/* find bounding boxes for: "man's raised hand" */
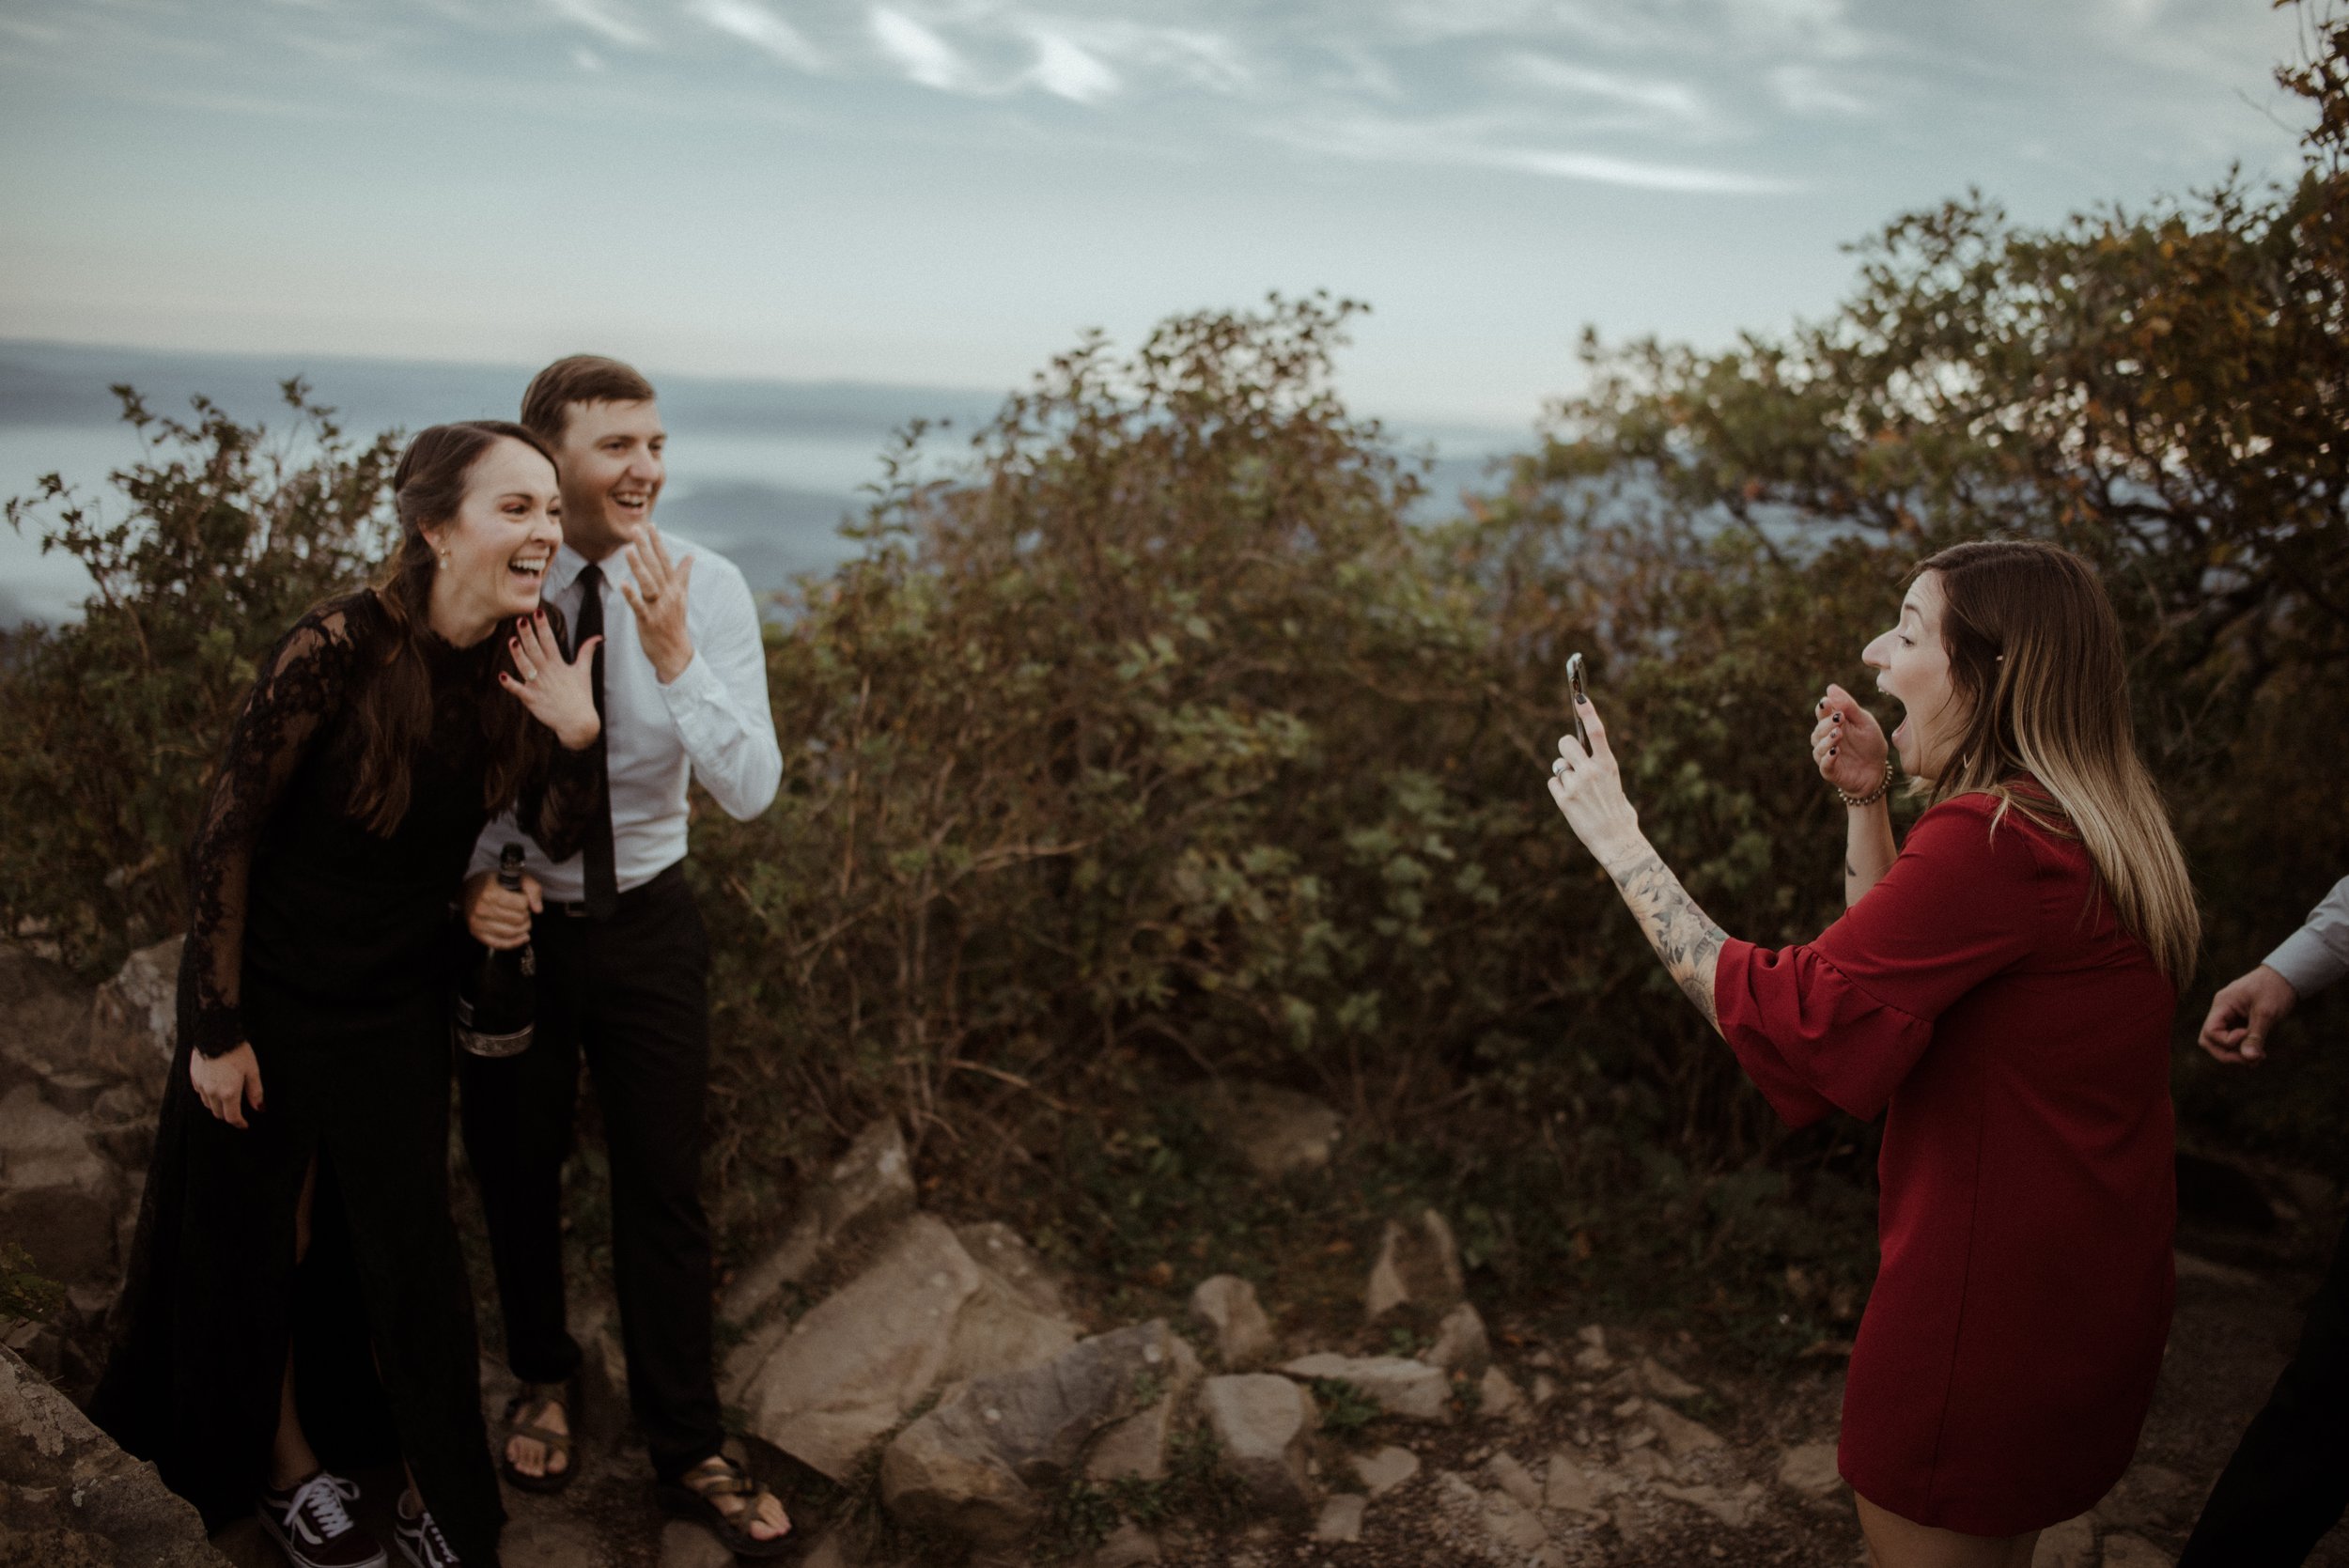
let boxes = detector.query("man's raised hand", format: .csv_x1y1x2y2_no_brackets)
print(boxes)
621,523,696,684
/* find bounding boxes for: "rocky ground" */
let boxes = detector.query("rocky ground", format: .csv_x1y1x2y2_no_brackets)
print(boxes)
5,939,2347,1568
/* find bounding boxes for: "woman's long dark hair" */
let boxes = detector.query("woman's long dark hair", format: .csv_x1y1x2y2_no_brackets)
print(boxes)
348,421,558,835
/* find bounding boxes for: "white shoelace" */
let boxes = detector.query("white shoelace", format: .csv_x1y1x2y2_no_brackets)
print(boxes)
399,1498,458,1566
283,1471,362,1545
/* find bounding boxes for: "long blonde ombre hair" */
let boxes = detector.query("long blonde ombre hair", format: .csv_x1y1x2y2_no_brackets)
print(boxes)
1915,540,2201,986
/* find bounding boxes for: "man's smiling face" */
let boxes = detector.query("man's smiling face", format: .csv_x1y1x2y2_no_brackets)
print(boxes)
552,397,666,561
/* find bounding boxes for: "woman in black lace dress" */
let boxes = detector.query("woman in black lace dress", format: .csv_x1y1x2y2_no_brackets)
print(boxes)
93,423,605,1568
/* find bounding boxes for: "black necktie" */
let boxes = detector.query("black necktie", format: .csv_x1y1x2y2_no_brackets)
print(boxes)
573,564,619,918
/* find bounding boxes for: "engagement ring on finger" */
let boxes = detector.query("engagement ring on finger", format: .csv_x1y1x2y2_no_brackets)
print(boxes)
1551,758,1567,776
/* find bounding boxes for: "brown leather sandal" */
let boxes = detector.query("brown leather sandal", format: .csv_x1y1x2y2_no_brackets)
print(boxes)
498,1382,576,1495
657,1452,794,1559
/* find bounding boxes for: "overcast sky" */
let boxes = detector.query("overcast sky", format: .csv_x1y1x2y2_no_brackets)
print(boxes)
0,0,2314,427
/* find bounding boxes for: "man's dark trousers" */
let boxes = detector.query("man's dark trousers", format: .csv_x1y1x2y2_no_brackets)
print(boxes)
458,862,724,1480
2178,1211,2349,1566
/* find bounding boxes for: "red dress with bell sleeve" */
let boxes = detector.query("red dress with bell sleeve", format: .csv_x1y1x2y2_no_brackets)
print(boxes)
1714,790,2176,1535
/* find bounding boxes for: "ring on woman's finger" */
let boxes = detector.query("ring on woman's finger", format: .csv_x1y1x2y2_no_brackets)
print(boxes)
1551,758,1568,777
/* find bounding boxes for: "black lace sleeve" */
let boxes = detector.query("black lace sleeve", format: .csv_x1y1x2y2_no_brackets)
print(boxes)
182,604,363,1059
515,599,605,863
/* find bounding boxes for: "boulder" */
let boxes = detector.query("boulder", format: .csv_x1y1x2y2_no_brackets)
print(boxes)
1363,1208,1463,1321
1571,1323,1614,1373
1544,1448,1607,1515
1188,1080,1342,1178
1777,1441,1842,1499
724,1216,988,1480
1312,1494,1365,1543
1085,1336,1203,1483
721,1117,917,1326
956,1221,1068,1317
2032,1515,2097,1568
86,938,180,1098
0,1343,228,1565
1478,1485,1549,1553
1641,1398,1724,1462
0,1081,122,1282
1200,1374,1320,1514
1425,1301,1490,1377
1188,1274,1276,1368
1352,1444,1419,1498
1636,1355,1702,1400
0,944,95,1084
940,1250,1081,1384
881,1322,1190,1545
1476,1366,1525,1422
1282,1352,1451,1421
1483,1450,1542,1511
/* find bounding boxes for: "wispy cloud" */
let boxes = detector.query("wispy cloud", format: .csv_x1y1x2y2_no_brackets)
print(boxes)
1501,53,1709,129
1027,28,1119,102
1286,112,1794,194
869,7,969,91
540,0,652,51
690,0,822,70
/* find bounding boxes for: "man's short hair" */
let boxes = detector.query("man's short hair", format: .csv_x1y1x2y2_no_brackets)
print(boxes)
520,355,658,443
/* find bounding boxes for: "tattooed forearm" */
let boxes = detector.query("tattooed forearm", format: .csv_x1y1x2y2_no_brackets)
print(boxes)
1606,851,1727,1033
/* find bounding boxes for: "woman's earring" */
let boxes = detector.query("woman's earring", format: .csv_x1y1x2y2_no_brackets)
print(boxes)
438,550,450,568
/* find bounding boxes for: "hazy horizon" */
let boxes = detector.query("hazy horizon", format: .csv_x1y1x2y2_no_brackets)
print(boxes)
0,334,1526,627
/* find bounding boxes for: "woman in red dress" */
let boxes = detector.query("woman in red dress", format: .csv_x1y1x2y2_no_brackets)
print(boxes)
1546,540,2199,1567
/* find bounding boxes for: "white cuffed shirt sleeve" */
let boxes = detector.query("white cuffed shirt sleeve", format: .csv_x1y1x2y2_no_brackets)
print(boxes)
660,548,783,821
2264,875,2349,999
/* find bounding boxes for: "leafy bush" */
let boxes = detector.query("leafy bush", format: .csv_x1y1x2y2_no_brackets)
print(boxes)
1,382,396,970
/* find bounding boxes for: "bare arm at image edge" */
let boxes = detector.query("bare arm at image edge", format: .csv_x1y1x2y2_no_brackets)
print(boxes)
660,547,784,820
2263,875,2349,1000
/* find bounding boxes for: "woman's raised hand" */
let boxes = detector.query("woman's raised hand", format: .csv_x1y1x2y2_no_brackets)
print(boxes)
1546,691,1648,874
191,1042,264,1129
1812,682,1889,798
502,611,603,751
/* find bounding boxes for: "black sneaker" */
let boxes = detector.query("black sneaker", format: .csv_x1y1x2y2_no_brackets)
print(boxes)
257,1470,388,1568
393,1490,462,1568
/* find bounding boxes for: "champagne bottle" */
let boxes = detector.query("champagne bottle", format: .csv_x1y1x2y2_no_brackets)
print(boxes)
456,843,535,1058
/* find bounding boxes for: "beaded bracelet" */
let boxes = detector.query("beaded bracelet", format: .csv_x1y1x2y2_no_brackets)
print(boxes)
1837,758,1896,809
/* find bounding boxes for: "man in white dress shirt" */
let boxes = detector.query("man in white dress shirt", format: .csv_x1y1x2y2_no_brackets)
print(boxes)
2180,874,2349,1567
459,356,790,1551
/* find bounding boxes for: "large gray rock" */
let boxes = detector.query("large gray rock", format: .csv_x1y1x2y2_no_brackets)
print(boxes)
725,1214,1079,1483
721,1117,917,1326
1777,1441,1841,1499
1363,1208,1463,1321
1282,1352,1451,1421
956,1221,1068,1318
1084,1335,1203,1483
1188,1273,1275,1369
1189,1081,1342,1178
881,1322,1191,1546
1200,1374,1320,1514
0,944,95,1087
940,1250,1080,1384
0,1343,227,1565
86,937,181,1099
0,1081,122,1282
723,1216,985,1480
